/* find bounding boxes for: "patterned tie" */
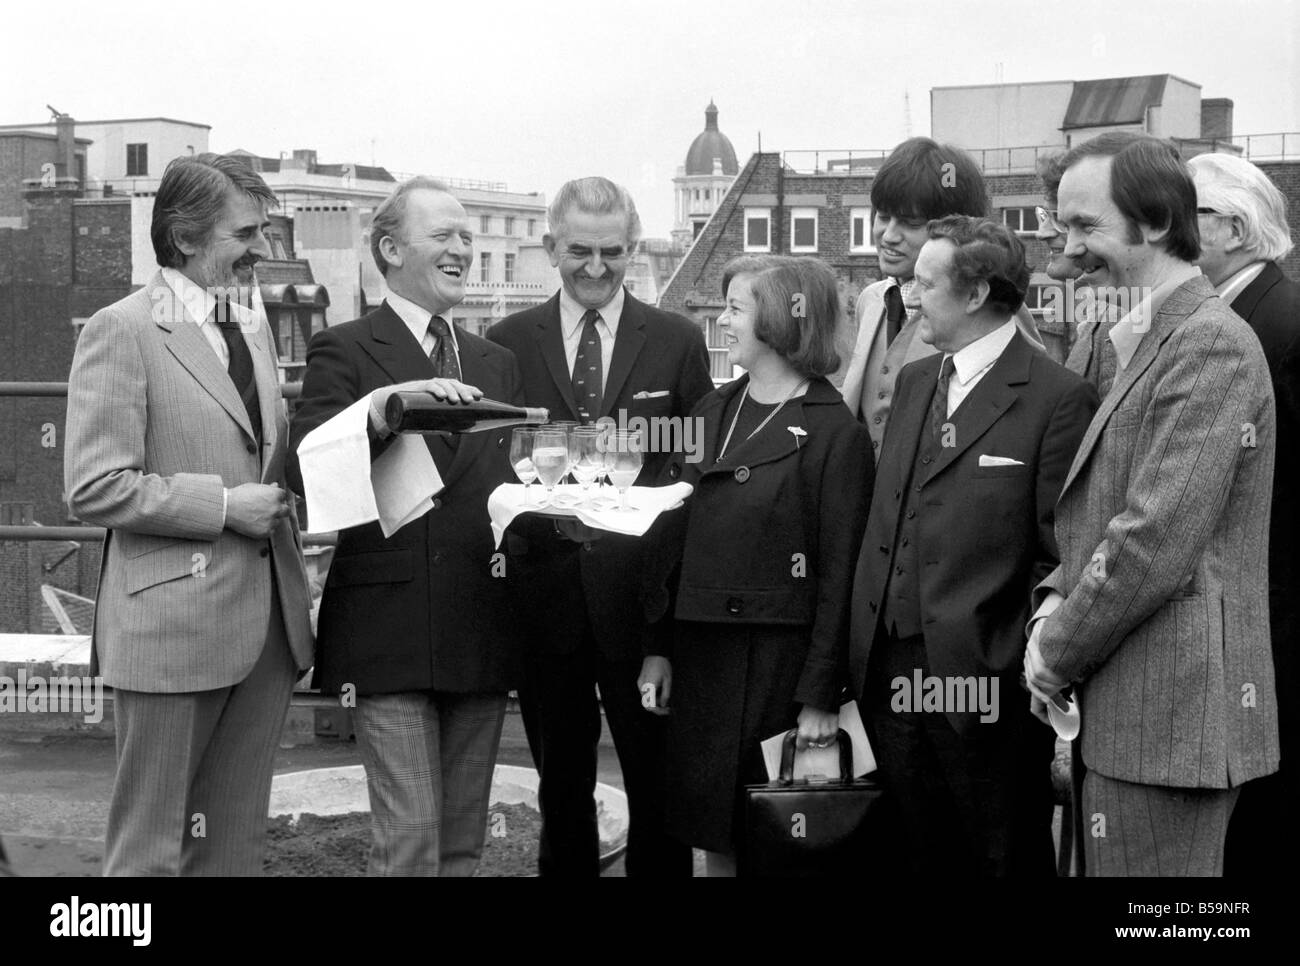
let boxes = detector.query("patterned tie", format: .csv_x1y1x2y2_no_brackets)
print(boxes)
929,355,956,443
571,309,603,423
427,315,461,381
213,301,262,446
884,284,905,345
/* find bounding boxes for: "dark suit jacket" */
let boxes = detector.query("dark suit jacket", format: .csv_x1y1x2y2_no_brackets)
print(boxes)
849,329,1098,732
287,302,525,695
1230,261,1300,752
486,289,713,662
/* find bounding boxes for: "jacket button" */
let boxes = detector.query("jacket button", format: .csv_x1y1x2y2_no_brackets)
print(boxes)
878,391,887,399
669,464,681,480
726,596,743,615
878,545,888,554
907,509,916,519
433,552,443,565
583,542,593,551
246,443,257,454
259,547,270,558
496,436,505,447
432,498,443,509
894,490,901,500
734,466,750,483
873,416,882,424
922,456,932,464
895,566,903,575
882,366,890,374
872,439,879,449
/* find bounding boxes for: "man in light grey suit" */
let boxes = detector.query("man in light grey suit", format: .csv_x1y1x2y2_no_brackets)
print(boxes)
1023,133,1280,876
65,154,315,875
837,137,1045,460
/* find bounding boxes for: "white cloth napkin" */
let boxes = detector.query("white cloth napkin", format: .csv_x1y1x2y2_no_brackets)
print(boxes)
488,482,693,548
296,392,444,538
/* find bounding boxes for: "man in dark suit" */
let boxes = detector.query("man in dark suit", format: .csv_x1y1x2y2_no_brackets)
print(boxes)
1191,152,1300,877
849,215,1098,877
287,176,524,876
1025,135,1279,877
487,177,712,876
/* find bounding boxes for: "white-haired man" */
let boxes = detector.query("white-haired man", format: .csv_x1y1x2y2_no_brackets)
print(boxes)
1190,152,1300,878
488,177,712,876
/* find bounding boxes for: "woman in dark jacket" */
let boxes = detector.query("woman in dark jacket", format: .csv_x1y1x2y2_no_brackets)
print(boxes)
638,255,874,875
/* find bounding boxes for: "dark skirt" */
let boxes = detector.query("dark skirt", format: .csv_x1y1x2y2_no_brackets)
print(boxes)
665,620,810,854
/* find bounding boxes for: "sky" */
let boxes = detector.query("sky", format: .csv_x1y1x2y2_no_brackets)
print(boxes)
3,0,1297,238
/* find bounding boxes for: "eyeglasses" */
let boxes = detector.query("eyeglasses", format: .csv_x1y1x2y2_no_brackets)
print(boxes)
1034,206,1066,234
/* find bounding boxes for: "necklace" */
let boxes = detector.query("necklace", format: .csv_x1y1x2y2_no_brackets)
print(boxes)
718,379,808,460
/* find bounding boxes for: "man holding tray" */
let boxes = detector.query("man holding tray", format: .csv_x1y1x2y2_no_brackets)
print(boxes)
488,177,712,876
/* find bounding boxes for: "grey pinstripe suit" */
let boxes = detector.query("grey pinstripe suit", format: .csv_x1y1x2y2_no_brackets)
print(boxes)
65,271,315,875
1035,274,1280,874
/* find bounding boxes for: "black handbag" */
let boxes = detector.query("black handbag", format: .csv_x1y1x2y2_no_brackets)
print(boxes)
739,729,888,877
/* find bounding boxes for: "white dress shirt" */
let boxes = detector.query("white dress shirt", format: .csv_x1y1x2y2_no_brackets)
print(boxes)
939,317,1018,418
368,292,463,436
161,267,241,367
559,286,623,393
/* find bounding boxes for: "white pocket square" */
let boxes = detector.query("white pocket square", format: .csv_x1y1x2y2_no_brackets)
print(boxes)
979,455,1024,467
633,390,670,399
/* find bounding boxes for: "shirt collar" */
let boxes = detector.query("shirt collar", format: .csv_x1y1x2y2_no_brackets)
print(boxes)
1215,260,1268,306
161,267,261,331
386,289,459,354
1108,265,1201,370
948,317,1018,386
560,286,624,340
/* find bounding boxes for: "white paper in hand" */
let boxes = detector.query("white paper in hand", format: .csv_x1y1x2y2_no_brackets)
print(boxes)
297,391,443,537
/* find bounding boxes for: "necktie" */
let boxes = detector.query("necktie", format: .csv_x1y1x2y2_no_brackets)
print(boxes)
929,355,955,443
213,301,262,446
572,309,603,423
884,284,905,346
427,315,461,381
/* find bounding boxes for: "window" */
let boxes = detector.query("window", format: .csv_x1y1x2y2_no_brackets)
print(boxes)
527,219,536,237
479,252,492,284
850,207,875,253
480,215,491,234
1002,207,1039,233
504,253,515,283
705,315,734,380
126,143,148,177
743,208,771,253
505,216,515,235
790,208,818,252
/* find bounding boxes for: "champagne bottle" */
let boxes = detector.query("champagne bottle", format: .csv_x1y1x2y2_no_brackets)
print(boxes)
384,393,549,435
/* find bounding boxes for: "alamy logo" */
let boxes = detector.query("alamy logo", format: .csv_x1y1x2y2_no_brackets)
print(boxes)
891,670,1000,723
0,671,104,724
49,897,151,946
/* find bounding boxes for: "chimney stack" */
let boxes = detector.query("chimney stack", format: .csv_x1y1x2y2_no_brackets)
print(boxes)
55,113,76,180
1201,99,1234,141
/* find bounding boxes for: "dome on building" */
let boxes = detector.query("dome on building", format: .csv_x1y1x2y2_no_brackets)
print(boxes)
684,100,739,176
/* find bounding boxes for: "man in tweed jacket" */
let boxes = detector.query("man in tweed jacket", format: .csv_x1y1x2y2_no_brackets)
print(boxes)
1023,133,1279,876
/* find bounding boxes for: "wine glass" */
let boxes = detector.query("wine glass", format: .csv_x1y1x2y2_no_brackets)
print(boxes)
531,428,569,507
545,422,580,506
606,431,644,513
510,428,537,506
569,427,605,509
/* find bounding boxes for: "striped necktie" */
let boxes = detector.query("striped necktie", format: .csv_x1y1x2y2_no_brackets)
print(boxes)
213,301,262,446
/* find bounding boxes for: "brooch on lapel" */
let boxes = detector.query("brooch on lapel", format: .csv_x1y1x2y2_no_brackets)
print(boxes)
788,426,807,449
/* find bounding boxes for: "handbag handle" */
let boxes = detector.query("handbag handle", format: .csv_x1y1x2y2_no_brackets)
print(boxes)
778,728,853,785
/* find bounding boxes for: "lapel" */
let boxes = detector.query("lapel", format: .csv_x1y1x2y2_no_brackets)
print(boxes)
925,330,1031,484
440,328,494,489
246,314,279,480
887,353,940,485
602,290,647,417
358,302,456,469
1059,276,1211,497
1229,261,1282,322
152,272,256,442
533,294,580,419
842,283,888,409
698,376,834,478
